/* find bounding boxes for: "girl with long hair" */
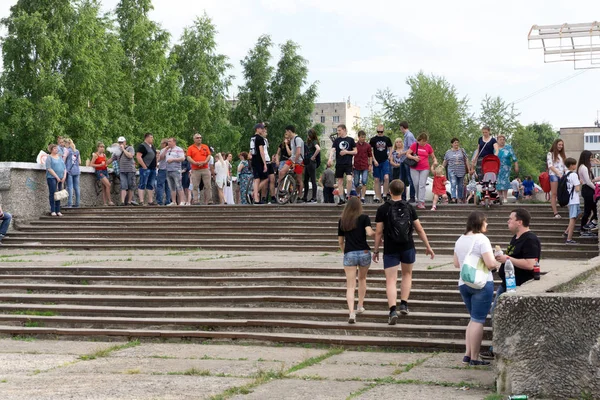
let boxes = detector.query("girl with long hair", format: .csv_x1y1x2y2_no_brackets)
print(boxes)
214,152,227,204
453,211,497,366
390,137,404,181
302,129,321,203
64,138,81,208
90,142,114,206
337,196,374,323
577,150,600,234
547,139,567,218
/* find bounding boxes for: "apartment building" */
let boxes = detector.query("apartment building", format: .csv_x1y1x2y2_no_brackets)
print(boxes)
311,101,361,149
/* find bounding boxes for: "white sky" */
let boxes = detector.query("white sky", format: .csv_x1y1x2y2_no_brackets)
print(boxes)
2,0,600,129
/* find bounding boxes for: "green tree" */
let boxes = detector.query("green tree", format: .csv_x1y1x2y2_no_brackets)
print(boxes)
512,124,545,181
479,95,520,139
0,0,75,161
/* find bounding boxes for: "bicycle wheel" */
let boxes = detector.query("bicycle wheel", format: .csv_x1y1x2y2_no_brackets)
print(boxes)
277,175,293,204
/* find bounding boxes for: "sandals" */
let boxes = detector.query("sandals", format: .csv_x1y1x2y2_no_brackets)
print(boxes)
554,213,562,219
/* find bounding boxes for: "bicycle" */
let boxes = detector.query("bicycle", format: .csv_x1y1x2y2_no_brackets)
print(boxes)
276,165,299,205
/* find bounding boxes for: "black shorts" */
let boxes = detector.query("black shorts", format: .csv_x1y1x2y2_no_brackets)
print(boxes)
252,164,268,180
335,164,353,179
266,162,275,175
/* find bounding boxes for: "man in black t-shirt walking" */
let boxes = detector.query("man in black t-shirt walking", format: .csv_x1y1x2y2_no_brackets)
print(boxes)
481,208,541,360
327,124,357,205
250,123,268,204
373,179,435,325
370,124,393,203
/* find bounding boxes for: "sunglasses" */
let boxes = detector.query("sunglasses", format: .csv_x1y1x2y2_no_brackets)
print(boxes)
376,131,384,133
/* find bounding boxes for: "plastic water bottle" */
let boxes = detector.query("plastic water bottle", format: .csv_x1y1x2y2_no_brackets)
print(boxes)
494,245,503,257
505,258,517,292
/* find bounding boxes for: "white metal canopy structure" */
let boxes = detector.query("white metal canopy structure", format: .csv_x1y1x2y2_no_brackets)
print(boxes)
528,22,600,69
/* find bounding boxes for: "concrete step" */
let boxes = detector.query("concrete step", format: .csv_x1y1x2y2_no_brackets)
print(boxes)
0,315,492,340
0,325,491,350
0,284,466,301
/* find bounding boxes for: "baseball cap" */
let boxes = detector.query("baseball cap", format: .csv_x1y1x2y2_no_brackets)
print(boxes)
254,123,265,130
117,136,126,142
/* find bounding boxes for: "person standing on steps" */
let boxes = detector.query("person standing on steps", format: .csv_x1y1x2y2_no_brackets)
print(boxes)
187,133,213,205
90,142,114,206
405,132,438,210
278,125,305,203
373,179,435,325
471,126,499,178
45,144,67,216
338,197,375,324
156,139,172,206
442,138,470,203
302,128,321,203
453,211,497,366
399,121,416,202
577,150,600,235
135,133,157,206
250,123,268,204
261,124,277,204
166,137,187,206
111,136,138,206
547,139,567,219
370,124,393,203
328,124,357,205
0,204,12,244
353,130,373,204
480,208,541,361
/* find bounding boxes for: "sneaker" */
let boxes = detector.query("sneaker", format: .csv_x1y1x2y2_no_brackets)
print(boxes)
130,200,139,206
50,212,57,216
554,213,562,219
337,199,346,206
348,313,356,324
469,359,491,366
373,198,381,203
388,310,398,325
356,306,365,314
480,350,495,360
565,239,577,245
167,202,177,206
580,231,596,237
409,198,416,204
462,356,471,365
591,225,599,232
253,201,264,205
309,199,317,203
399,303,409,315
562,232,568,238
360,198,365,204
417,203,426,209
591,220,598,226
296,198,305,203
431,205,437,211
271,196,277,204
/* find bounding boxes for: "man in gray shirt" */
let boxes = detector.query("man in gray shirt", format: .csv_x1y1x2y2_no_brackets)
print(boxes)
278,125,304,202
399,121,416,202
112,136,138,206
166,137,187,206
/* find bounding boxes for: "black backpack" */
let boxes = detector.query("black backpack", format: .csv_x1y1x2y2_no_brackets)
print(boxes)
294,136,312,166
557,171,574,207
385,200,413,244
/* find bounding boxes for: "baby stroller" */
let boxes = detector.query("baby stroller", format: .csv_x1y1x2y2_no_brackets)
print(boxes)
478,155,501,208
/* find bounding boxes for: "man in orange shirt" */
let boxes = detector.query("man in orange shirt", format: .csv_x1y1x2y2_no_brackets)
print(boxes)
187,133,213,205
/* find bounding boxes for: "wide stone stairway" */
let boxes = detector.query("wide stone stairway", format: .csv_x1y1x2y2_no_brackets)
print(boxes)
0,204,595,349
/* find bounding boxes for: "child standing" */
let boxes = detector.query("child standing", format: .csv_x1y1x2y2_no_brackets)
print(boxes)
522,176,534,199
466,173,477,204
564,158,581,245
510,177,522,201
431,165,448,210
319,165,336,204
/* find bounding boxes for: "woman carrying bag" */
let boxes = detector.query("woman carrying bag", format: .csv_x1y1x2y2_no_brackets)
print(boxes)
453,211,497,366
45,144,67,216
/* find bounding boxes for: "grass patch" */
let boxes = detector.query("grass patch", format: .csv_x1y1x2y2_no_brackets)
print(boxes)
80,280,89,285
483,395,504,400
168,368,211,376
346,383,378,399
149,355,177,359
426,262,452,270
124,369,141,374
10,310,56,316
61,258,133,266
24,321,44,328
320,253,330,256
78,340,140,361
11,335,36,342
393,353,435,374
0,259,32,263
1,379,6,383
287,347,344,374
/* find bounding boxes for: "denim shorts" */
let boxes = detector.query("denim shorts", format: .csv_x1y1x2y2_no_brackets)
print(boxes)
383,248,416,269
138,168,156,190
549,175,559,183
353,170,368,188
459,281,494,324
373,160,391,181
95,170,108,181
343,250,372,267
569,204,580,219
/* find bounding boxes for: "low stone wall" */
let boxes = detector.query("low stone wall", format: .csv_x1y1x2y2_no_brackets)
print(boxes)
494,293,600,399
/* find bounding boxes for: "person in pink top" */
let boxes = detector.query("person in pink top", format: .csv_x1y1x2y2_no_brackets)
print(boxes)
405,132,438,209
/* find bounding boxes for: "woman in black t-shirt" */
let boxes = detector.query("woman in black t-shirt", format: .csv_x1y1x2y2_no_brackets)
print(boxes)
338,197,375,324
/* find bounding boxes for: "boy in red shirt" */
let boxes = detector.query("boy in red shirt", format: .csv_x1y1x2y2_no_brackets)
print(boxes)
353,130,373,203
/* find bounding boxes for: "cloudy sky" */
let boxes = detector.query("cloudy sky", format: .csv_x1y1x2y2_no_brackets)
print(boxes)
2,0,600,129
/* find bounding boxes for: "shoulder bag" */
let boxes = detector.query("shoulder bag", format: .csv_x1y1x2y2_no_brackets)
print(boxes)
460,235,489,289
403,143,419,168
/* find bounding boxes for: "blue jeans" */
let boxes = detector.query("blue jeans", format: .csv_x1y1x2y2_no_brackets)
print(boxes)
459,281,494,324
373,160,390,181
343,250,372,267
448,171,464,200
0,212,11,237
155,169,171,205
66,174,80,207
399,162,415,201
353,170,368,188
47,177,62,213
138,168,156,190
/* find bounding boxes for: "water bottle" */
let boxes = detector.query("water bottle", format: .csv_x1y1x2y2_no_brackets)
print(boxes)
494,245,503,257
504,258,517,292
533,258,540,280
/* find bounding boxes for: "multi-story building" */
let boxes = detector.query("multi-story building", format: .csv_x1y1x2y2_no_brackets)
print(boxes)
560,126,600,176
311,100,361,149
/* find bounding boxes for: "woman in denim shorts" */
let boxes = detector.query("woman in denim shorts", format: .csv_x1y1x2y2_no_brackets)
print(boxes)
337,197,374,324
453,211,498,366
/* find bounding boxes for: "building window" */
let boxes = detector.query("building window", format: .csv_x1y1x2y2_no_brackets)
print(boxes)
585,136,589,143
321,110,323,113
333,116,340,123
320,116,325,123
334,109,337,113
332,127,337,133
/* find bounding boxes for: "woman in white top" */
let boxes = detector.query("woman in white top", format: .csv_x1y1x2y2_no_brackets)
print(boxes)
577,150,600,233
547,139,567,218
453,211,497,366
223,153,235,205
214,153,228,204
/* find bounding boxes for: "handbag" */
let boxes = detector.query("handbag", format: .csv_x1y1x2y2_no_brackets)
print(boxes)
403,143,419,167
54,189,69,201
460,235,489,289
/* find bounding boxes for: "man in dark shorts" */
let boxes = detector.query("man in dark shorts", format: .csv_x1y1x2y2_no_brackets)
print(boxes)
373,179,435,324
370,124,393,203
327,124,357,205
250,123,268,204
481,208,541,360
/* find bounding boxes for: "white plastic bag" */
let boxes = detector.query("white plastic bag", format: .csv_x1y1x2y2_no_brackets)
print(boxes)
36,150,48,165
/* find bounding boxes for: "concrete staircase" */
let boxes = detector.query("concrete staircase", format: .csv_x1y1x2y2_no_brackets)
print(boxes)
3,203,598,259
0,203,595,349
